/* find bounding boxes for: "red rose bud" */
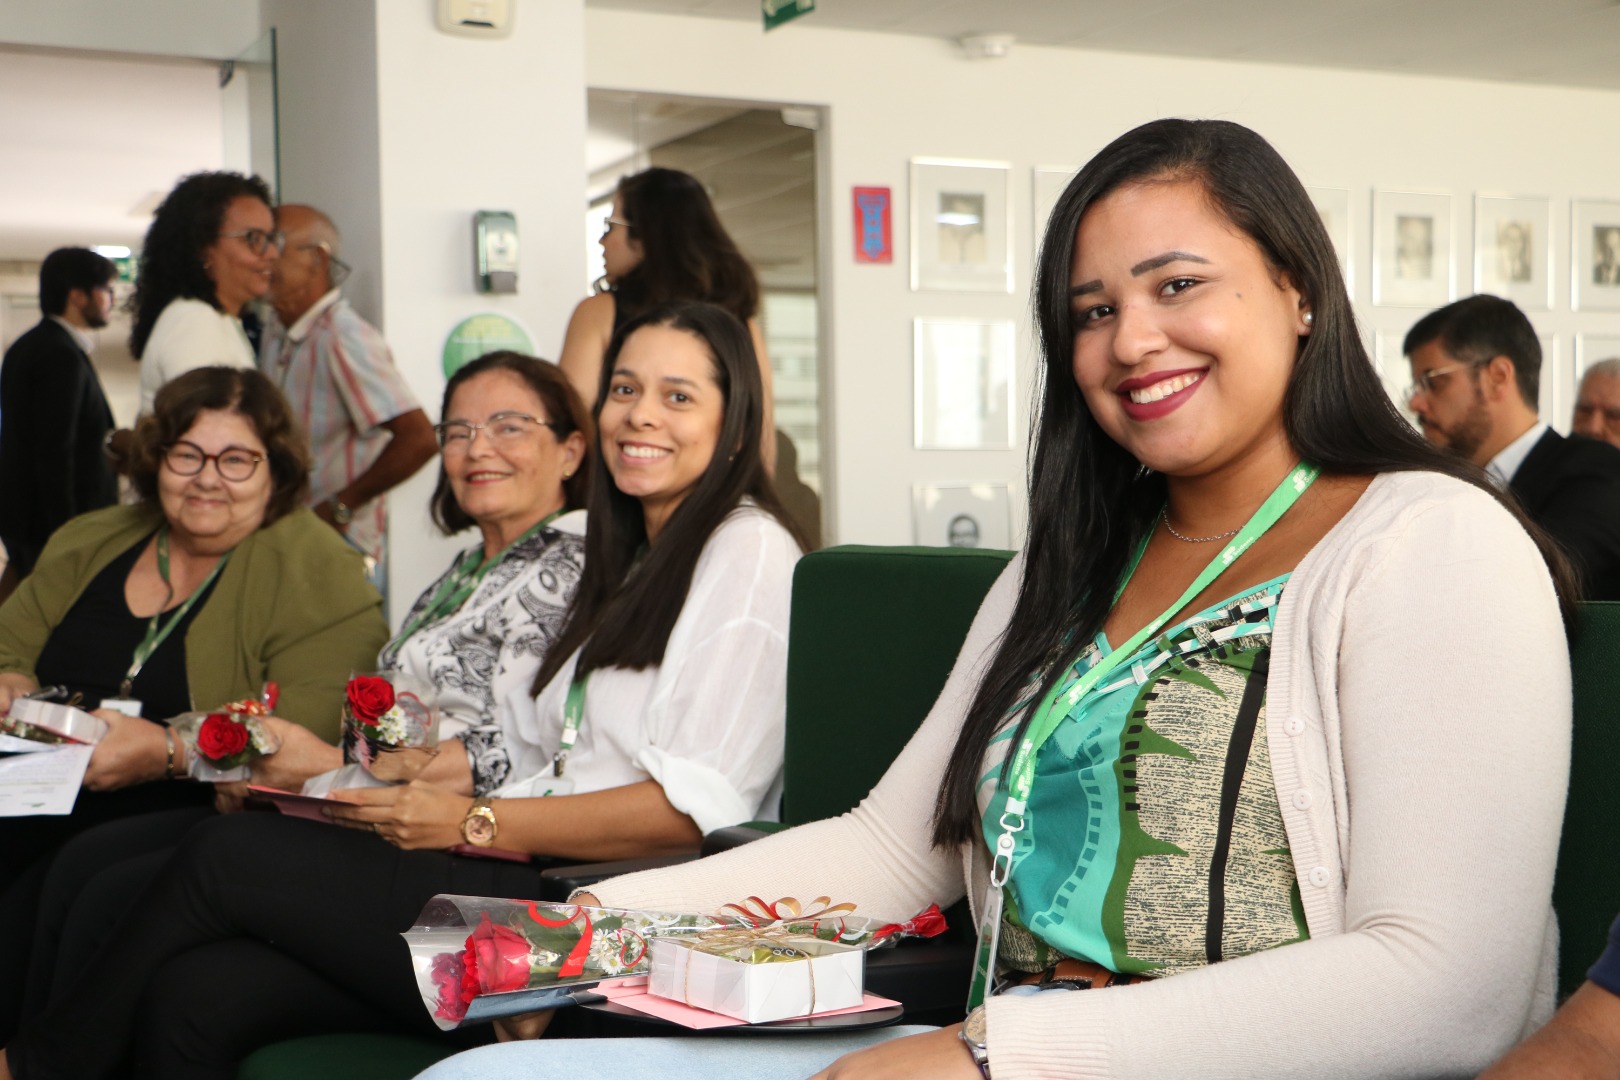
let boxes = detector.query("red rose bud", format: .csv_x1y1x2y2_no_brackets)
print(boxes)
461,914,533,999
870,903,948,943
345,675,395,726
196,713,251,761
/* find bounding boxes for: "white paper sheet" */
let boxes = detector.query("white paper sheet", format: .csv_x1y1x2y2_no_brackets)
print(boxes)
0,734,56,754
0,745,91,815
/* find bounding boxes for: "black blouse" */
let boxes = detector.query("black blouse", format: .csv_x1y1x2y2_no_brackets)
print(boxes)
34,533,219,722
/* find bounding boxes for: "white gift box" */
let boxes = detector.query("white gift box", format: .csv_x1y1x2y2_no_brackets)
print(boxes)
5,699,108,745
647,936,864,1024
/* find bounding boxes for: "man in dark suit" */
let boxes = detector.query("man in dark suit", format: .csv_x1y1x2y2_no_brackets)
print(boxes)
0,248,120,582
1405,294,1620,601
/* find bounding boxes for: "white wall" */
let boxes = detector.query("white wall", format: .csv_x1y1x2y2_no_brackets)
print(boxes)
264,0,588,621
0,0,259,59
586,9,1620,547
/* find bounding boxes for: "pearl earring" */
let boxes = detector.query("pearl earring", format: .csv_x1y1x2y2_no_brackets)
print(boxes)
1303,311,1314,327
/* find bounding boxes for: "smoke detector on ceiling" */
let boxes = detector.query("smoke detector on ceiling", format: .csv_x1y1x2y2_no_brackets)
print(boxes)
957,32,1015,60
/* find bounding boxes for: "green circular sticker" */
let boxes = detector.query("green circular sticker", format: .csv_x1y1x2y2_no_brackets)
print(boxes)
441,313,534,378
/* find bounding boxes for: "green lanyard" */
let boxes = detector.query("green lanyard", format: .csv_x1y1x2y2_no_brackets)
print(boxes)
966,461,1320,1009
390,512,562,651
120,527,231,698
556,675,587,777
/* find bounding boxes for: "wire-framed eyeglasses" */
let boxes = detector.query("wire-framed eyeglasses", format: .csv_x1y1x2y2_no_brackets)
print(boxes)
1405,358,1488,402
601,217,633,239
435,412,561,450
219,228,287,256
164,441,265,481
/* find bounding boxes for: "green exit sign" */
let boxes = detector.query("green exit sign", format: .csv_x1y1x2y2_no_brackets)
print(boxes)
763,0,814,31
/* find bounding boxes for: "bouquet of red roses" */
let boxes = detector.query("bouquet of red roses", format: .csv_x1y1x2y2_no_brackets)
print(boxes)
342,672,439,784
170,686,282,782
403,894,947,1029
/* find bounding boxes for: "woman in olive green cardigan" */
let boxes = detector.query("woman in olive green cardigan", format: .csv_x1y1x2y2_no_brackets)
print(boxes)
0,367,385,1042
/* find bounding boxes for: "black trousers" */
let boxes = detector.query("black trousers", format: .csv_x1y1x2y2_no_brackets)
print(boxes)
6,812,552,1080
0,781,214,1044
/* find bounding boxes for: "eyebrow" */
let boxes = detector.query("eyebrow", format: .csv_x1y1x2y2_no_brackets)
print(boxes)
1068,250,1212,297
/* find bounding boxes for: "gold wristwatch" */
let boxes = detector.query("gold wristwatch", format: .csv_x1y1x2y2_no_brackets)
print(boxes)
461,801,498,847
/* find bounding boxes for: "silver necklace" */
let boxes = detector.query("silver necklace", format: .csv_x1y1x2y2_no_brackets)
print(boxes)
1160,511,1239,544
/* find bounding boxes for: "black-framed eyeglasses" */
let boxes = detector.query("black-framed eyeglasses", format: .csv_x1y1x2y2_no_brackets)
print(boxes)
219,228,286,256
1405,358,1488,402
434,412,562,450
601,217,633,239
163,441,265,481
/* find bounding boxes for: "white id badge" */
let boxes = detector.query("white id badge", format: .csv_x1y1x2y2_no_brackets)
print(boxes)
98,697,143,718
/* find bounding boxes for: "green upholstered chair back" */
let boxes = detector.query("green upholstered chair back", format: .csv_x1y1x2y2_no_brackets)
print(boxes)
1555,601,1620,997
780,545,1014,826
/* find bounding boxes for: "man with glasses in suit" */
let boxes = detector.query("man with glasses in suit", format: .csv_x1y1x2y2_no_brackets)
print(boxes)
259,205,435,579
1406,294,1620,601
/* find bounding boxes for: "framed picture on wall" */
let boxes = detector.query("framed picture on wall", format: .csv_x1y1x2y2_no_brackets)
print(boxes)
1474,195,1552,310
1373,332,1418,428
1536,333,1564,428
910,159,1013,293
1032,166,1076,252
1306,187,1352,299
1579,334,1620,375
914,319,1016,450
1573,199,1620,311
1373,189,1454,308
913,482,1012,550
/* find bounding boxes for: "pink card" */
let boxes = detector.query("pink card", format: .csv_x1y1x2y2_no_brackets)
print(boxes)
595,976,901,1030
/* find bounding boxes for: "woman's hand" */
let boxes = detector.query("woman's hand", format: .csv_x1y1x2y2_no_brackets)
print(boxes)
248,716,341,793
0,672,39,716
214,780,249,814
325,780,470,850
83,711,170,791
807,1026,979,1080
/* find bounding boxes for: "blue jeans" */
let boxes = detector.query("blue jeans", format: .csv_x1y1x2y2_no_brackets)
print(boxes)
414,1025,935,1079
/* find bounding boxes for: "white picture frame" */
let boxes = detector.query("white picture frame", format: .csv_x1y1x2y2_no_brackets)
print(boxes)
1306,186,1353,299
1474,195,1553,310
1373,332,1417,428
1573,199,1620,311
1032,166,1076,253
1578,334,1620,375
1536,333,1564,430
1373,189,1454,308
912,482,1012,550
910,158,1013,293
913,319,1016,450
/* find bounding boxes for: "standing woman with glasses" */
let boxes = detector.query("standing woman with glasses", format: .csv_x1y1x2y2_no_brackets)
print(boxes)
559,167,777,471
0,365,386,1044
129,171,281,415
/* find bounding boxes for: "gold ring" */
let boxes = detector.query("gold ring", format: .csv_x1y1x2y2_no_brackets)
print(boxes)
371,822,381,835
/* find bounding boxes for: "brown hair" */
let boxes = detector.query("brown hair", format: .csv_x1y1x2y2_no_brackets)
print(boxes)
129,366,311,524
430,352,594,534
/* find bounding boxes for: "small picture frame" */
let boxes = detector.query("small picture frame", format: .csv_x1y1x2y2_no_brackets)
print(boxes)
1032,166,1076,252
1373,332,1417,427
1572,199,1620,311
910,159,1013,293
1578,334,1620,376
1536,333,1563,427
1474,195,1553,310
1373,189,1454,308
913,319,1016,450
1306,187,1352,299
912,482,1012,550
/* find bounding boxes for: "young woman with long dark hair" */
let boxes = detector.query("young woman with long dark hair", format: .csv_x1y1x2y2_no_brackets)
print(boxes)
0,303,806,1080
559,167,776,470
421,119,1575,1080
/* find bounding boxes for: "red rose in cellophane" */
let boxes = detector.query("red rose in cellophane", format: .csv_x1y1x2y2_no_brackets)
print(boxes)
196,713,251,760
462,914,533,997
345,675,395,726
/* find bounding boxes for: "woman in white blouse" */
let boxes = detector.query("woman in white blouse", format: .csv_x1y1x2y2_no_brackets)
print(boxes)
0,302,805,1079
129,171,277,414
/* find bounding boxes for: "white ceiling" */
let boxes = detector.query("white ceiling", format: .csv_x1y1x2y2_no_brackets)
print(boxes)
588,0,1620,93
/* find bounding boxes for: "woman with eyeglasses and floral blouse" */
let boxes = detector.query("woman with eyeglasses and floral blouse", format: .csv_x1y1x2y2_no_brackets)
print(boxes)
0,365,386,1044
129,171,282,415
